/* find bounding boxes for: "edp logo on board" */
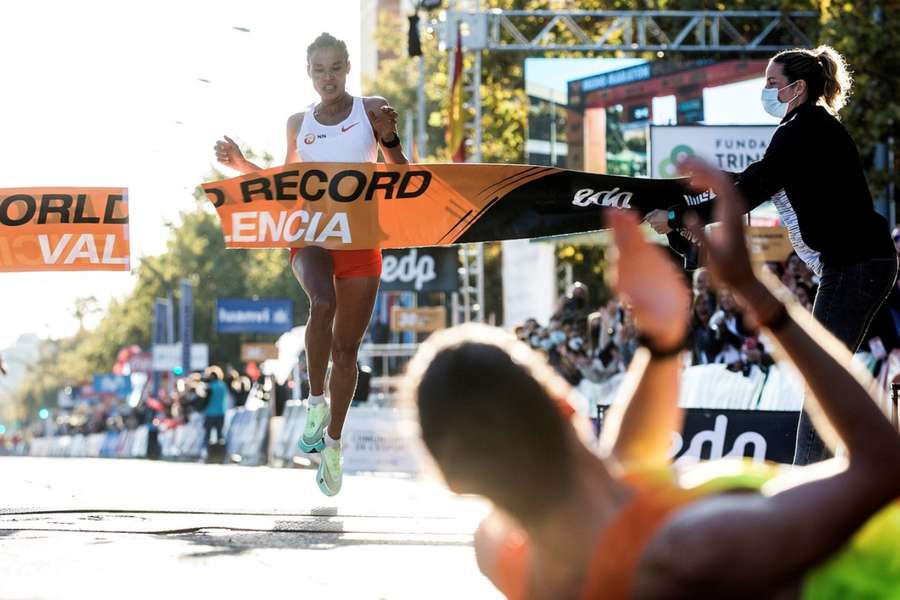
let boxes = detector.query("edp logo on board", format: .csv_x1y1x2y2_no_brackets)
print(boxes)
381,249,436,291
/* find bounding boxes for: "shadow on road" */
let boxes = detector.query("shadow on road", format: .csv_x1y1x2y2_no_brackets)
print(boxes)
171,529,472,560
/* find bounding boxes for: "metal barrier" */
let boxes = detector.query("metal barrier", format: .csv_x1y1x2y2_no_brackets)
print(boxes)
358,343,418,402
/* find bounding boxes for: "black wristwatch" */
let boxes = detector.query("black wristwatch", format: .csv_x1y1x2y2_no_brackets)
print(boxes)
381,133,400,148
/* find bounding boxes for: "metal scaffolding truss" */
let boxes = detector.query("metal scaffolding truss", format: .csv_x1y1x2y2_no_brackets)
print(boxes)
449,9,818,53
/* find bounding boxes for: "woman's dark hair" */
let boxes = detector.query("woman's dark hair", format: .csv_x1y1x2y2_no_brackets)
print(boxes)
403,324,577,526
307,32,349,64
772,45,852,115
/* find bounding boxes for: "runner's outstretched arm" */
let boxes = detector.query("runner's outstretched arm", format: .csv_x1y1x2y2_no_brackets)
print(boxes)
598,210,690,469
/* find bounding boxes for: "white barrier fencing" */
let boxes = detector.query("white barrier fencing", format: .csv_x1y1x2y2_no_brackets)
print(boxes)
28,426,149,459
27,354,894,468
224,405,270,465
273,402,424,475
576,363,805,418
158,413,207,460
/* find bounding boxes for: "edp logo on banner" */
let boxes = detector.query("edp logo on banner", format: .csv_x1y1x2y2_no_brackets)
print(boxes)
216,298,293,334
380,247,459,292
671,409,799,465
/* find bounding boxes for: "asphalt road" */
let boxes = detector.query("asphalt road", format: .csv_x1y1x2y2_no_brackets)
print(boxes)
0,457,502,600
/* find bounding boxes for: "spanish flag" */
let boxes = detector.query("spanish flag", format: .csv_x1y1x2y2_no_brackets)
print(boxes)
446,24,466,163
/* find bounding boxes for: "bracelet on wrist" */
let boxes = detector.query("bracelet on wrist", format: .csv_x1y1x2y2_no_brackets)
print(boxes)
637,334,687,359
380,133,400,148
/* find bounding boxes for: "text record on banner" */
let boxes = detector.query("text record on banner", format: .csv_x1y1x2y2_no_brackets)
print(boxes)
202,162,704,250
0,187,129,272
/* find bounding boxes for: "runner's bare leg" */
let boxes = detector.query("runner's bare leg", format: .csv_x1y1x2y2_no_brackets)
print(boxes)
292,248,337,397
328,275,381,438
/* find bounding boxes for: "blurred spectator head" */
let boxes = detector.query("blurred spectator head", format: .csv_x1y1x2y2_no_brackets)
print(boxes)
567,281,588,303
692,293,714,324
692,267,711,296
718,289,739,314
786,253,812,282
205,365,224,381
794,282,815,311
406,323,576,523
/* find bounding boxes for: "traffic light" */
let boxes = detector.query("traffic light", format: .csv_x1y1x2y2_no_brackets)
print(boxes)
173,366,184,376
0,424,6,435
38,408,50,420
408,14,422,57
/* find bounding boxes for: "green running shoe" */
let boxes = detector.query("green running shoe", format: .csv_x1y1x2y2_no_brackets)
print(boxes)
317,444,342,496
299,402,329,453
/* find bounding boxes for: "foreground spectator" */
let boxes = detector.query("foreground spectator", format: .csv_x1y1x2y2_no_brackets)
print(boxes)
405,162,900,599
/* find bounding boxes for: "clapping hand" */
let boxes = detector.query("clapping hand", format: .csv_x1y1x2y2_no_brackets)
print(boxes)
678,157,756,293
606,210,690,350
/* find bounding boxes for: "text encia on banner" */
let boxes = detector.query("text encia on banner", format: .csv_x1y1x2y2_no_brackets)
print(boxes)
206,167,432,247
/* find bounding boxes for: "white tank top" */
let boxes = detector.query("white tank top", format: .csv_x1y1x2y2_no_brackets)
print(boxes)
296,96,378,163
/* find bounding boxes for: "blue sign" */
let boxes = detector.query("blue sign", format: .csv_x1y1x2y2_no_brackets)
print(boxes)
180,280,194,373
93,374,131,399
216,298,294,334
580,63,651,93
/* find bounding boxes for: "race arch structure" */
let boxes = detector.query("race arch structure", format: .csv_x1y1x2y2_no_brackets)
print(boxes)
435,4,818,321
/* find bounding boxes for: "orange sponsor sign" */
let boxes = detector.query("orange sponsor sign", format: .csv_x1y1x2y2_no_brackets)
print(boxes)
0,187,130,272
390,306,447,333
202,162,552,250
748,226,793,263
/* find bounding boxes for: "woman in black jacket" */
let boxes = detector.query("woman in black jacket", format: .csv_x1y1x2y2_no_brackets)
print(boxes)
648,45,898,464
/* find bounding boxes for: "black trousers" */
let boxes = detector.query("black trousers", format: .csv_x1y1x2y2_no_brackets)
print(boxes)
793,255,898,465
204,415,226,447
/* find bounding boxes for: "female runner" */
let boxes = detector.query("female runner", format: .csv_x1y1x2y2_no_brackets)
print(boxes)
215,32,408,495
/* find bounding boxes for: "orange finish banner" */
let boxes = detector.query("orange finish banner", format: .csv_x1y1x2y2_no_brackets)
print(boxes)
202,162,699,250
202,162,532,250
0,187,130,272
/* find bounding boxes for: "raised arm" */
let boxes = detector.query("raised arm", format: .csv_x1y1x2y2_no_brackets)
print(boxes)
284,112,303,165
597,210,690,469
683,157,899,464
213,134,264,174
365,96,408,165
637,158,900,598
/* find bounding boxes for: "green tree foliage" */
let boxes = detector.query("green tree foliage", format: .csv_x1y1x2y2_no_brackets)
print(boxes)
819,0,900,199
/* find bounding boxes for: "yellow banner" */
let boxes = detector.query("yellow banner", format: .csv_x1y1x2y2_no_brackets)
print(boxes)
0,188,130,272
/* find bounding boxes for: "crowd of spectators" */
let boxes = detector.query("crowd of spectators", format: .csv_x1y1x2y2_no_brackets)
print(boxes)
515,251,844,386
14,366,255,455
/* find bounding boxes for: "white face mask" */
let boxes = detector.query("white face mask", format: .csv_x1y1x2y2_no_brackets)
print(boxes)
760,81,801,118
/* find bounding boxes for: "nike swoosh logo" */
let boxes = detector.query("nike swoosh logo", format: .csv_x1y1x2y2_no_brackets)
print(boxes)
341,122,359,133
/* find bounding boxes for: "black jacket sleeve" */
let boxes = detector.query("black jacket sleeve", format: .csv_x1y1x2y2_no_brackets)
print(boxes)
667,125,792,228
